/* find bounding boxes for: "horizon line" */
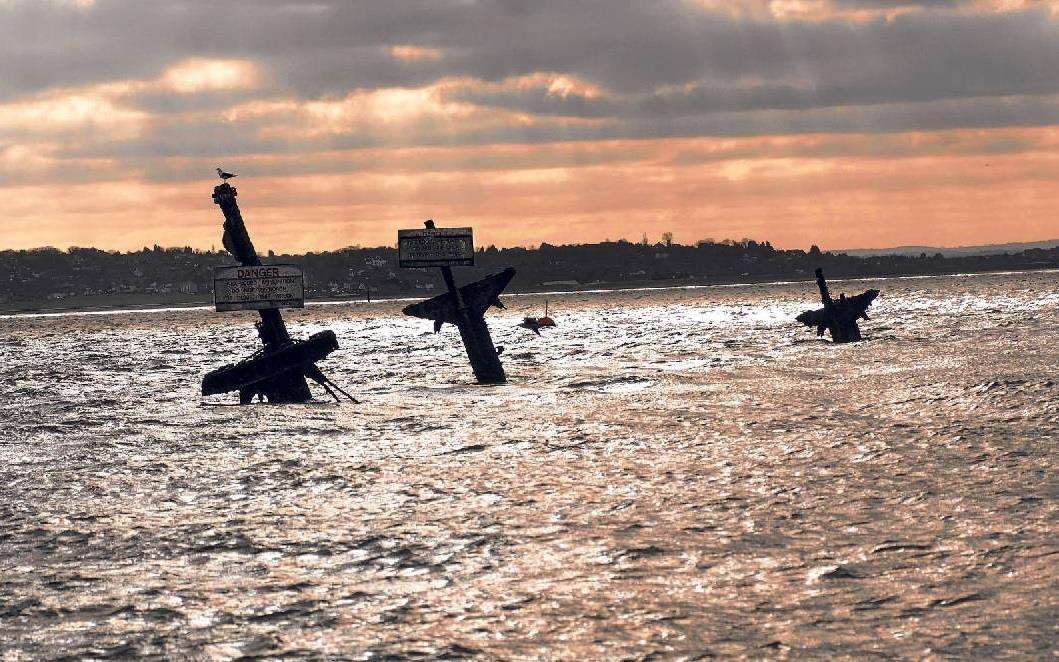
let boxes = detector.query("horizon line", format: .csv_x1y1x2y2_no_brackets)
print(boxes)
4,236,1059,256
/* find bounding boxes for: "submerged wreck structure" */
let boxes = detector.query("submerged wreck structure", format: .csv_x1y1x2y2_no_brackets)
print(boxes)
796,268,879,343
518,300,557,336
201,181,354,404
399,220,513,384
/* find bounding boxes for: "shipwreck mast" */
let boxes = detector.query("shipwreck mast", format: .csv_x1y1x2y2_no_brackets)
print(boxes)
211,183,312,402
204,182,352,404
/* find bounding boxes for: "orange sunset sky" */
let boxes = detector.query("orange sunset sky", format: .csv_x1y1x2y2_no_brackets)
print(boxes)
2,0,1059,253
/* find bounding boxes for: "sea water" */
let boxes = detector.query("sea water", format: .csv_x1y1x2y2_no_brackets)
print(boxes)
1,271,1055,657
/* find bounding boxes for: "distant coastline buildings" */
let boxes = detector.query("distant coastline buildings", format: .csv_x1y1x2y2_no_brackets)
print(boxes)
1,239,1056,310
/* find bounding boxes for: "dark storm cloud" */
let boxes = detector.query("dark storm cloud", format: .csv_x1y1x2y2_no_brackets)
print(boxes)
440,8,1059,119
831,0,960,6
0,0,466,98
123,89,263,114
2,1,1057,101
3,0,1059,155
56,93,1059,166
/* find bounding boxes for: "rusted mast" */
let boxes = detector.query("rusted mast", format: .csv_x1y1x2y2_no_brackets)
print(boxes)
211,183,312,402
427,220,510,381
427,220,507,384
814,268,860,342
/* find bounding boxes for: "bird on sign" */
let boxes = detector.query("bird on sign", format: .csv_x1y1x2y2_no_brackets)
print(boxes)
216,167,237,182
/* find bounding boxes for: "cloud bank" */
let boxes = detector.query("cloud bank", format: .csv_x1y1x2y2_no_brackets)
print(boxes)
1,0,1057,250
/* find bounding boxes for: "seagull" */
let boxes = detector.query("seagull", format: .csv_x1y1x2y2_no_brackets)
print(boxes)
216,167,237,182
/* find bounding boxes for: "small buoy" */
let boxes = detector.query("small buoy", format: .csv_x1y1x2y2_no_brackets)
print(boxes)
519,300,558,335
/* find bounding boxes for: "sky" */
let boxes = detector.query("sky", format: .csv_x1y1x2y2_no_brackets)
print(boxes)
1,0,1058,252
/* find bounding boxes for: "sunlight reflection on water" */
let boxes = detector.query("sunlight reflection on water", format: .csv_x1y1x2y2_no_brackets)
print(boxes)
0,271,1056,658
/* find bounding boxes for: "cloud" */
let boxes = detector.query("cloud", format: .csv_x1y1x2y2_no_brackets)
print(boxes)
3,0,1059,249
0,84,148,140
830,0,960,6
5,138,1059,251
160,58,260,94
390,45,443,62
1,1,1057,100
3,3,1059,127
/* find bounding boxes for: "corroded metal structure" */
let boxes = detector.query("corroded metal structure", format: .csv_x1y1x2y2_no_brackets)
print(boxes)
402,220,512,384
796,268,879,343
202,183,352,403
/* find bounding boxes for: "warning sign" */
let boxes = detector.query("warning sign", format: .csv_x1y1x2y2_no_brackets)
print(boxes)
214,264,305,311
398,227,474,268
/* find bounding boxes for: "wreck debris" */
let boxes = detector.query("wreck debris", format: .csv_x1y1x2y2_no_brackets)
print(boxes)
519,300,557,336
796,268,879,343
400,220,512,384
202,182,354,404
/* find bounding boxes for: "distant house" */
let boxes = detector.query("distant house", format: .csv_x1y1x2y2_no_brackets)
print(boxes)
178,281,198,294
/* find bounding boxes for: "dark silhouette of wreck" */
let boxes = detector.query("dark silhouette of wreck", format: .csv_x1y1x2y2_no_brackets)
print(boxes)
796,268,879,343
400,220,513,385
201,183,354,404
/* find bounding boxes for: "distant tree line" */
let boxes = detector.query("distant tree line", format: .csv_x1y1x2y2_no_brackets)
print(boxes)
1,237,1057,309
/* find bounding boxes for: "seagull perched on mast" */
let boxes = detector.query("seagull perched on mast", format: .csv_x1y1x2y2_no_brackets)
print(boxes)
216,167,237,182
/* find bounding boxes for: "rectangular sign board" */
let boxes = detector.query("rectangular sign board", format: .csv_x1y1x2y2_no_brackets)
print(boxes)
214,264,305,312
398,227,474,268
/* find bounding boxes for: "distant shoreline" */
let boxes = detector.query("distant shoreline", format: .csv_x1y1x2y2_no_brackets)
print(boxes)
3,265,1055,319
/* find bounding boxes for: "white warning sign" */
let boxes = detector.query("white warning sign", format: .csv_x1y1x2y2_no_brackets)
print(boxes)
213,264,305,312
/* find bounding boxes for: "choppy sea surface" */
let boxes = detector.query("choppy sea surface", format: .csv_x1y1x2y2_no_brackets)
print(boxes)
1,271,1056,659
